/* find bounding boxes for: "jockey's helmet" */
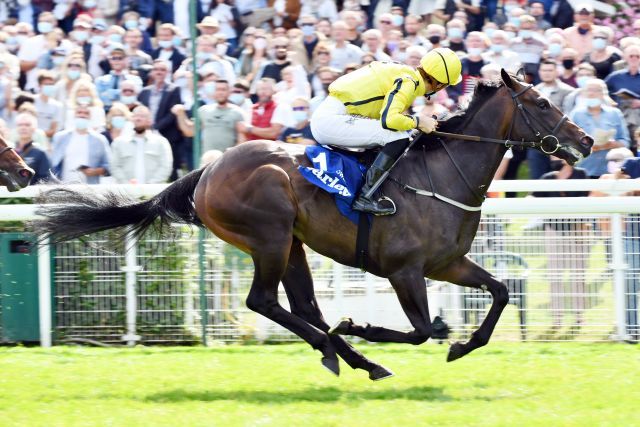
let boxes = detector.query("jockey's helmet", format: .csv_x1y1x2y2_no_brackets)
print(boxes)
419,48,463,87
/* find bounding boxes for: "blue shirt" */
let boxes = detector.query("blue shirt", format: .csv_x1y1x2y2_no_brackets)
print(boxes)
604,69,640,103
570,104,630,177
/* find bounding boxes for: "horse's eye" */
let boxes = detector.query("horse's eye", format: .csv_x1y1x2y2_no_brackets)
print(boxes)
536,99,550,110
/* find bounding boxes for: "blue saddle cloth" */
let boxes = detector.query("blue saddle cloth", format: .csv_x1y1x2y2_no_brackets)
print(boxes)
298,145,367,224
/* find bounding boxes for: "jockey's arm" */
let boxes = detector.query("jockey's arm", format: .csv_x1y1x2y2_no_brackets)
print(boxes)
379,76,420,132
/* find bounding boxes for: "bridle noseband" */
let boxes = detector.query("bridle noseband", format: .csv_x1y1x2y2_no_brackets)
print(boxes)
0,146,14,157
505,84,567,154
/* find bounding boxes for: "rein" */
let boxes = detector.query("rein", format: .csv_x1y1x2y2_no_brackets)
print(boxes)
390,83,569,211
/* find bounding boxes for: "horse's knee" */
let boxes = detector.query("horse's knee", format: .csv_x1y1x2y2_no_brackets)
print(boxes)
492,282,509,307
407,327,432,345
246,292,277,315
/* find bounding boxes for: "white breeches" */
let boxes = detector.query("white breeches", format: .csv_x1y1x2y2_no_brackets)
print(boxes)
310,96,411,148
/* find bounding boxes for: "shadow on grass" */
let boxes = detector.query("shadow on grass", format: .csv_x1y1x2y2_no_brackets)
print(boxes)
144,386,485,404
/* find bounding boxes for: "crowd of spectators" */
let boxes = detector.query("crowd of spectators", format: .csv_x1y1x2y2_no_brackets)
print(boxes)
1,0,640,185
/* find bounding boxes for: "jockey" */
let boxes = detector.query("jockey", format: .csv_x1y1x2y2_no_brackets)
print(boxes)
310,48,462,216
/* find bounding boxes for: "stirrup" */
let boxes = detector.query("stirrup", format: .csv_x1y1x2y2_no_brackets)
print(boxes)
377,196,396,215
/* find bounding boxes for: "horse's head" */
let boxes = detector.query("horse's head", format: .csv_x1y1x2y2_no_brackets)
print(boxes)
500,69,593,165
0,136,34,191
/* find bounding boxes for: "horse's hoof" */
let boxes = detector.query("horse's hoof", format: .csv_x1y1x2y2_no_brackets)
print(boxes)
369,365,395,381
321,357,340,377
447,342,466,362
328,317,352,335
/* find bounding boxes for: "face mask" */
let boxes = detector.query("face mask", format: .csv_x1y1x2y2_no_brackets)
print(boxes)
592,38,606,50
519,30,533,39
491,44,505,53
204,82,216,96
5,36,17,46
549,159,564,171
67,69,81,80
197,51,212,61
83,0,96,7
484,28,495,39
52,56,65,66
216,43,228,57
75,117,90,130
504,4,516,13
111,116,126,129
585,98,601,108
253,38,267,50
158,40,173,49
173,36,182,47
392,15,404,27
120,95,137,104
577,27,589,35
42,85,56,97
548,43,562,56
301,24,315,37
562,59,575,69
505,31,517,39
468,47,483,56
447,28,463,40
109,34,123,43
76,96,92,105
90,35,105,45
293,110,308,123
428,35,441,45
576,76,590,88
94,19,107,28
38,22,53,34
74,31,89,42
509,17,521,27
229,93,245,105
124,20,139,30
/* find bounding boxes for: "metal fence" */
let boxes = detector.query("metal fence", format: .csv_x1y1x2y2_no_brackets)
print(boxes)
49,214,639,345
1,181,638,346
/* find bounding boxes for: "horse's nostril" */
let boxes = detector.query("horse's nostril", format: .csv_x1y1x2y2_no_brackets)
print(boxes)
580,136,594,149
19,168,34,179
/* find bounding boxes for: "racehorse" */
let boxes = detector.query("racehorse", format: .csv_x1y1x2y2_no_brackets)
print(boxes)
33,70,592,380
0,134,35,191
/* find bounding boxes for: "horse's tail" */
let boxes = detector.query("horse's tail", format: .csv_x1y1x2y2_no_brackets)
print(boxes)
32,168,206,243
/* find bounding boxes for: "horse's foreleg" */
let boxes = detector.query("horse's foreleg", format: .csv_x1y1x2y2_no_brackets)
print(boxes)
330,267,433,345
282,239,394,381
430,256,509,362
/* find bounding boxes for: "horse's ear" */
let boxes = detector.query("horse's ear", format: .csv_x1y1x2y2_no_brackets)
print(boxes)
501,68,515,90
516,67,526,80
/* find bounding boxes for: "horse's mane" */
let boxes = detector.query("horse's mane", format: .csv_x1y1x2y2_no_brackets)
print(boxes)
414,79,504,151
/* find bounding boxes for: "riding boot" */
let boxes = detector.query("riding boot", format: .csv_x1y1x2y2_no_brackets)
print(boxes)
352,138,410,216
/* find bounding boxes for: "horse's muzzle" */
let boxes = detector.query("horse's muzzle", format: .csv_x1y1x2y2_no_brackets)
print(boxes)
579,135,594,154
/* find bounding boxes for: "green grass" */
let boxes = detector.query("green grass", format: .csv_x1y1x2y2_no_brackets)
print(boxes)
1,343,639,427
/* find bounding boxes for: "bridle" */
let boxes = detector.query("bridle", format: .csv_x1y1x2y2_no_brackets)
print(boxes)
0,146,14,157
389,83,571,211
431,83,568,155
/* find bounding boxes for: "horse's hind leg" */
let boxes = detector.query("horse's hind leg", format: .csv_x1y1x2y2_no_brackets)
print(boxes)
330,267,433,345
282,239,394,381
430,256,509,362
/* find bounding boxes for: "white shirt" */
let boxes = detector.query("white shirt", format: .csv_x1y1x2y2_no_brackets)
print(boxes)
61,132,89,183
134,135,146,184
174,0,191,39
210,4,238,39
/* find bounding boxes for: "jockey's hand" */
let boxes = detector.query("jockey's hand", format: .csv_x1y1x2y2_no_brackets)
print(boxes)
417,115,438,134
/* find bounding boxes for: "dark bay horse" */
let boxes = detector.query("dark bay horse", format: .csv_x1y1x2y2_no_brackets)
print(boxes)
33,70,592,380
0,135,34,191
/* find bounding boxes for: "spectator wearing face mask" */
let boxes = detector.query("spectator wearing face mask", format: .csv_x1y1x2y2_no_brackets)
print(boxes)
279,97,315,145
152,24,186,73
34,70,63,140
110,106,173,184
95,44,143,109
562,3,603,59
455,31,488,104
482,30,521,73
562,63,597,113
50,105,110,184
444,19,466,53
585,27,622,80
558,47,579,87
289,15,324,72
65,79,106,132
510,15,548,83
570,79,630,178
102,102,133,144
228,80,253,118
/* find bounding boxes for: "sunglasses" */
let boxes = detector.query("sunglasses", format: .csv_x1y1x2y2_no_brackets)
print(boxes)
317,51,329,55
629,55,640,58
109,56,125,61
292,106,308,111
380,20,391,25
275,45,288,49
68,64,82,68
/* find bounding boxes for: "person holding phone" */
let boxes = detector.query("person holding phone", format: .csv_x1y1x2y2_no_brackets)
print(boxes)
50,106,110,184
